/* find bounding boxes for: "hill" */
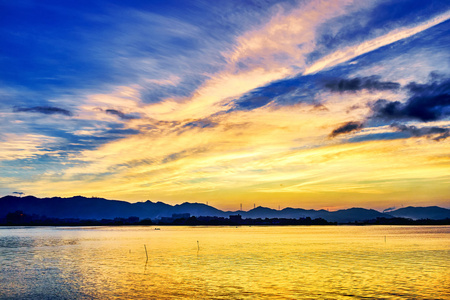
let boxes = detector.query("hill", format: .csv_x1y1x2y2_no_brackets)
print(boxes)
388,206,450,220
0,195,448,223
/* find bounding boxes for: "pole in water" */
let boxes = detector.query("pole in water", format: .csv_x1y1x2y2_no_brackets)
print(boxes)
144,244,149,262
384,236,386,244
197,240,200,251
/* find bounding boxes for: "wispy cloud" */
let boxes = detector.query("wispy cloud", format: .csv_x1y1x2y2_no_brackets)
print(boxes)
304,10,450,75
104,109,139,120
1,1,449,210
13,106,72,116
0,133,62,160
140,0,371,121
391,123,449,141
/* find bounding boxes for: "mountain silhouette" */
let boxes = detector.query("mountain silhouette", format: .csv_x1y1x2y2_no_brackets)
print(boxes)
388,206,450,220
0,195,448,223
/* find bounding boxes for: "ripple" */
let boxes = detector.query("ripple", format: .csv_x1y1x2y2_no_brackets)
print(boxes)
0,225,449,299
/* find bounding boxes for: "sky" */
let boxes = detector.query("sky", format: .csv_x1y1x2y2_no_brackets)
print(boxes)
0,0,449,211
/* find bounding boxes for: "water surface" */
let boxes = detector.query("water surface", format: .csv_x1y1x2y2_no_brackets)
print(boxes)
0,226,449,299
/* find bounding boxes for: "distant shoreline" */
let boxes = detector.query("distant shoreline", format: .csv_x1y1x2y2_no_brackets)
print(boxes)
2,195,450,224
1,212,449,227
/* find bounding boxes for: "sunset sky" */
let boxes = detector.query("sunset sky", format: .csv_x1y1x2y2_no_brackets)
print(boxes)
1,0,449,211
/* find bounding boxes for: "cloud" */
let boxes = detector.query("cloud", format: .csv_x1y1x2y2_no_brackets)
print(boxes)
0,133,62,161
329,121,364,138
434,131,450,141
304,10,450,75
105,109,140,120
323,76,400,92
383,206,396,213
371,76,450,122
309,0,450,64
183,119,218,129
104,128,140,135
162,150,188,164
391,123,449,141
234,95,274,111
141,0,373,121
228,72,321,111
2,1,450,209
13,106,72,116
227,0,363,71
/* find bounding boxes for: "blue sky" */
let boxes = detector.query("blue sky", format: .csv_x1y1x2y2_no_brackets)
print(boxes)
1,0,449,210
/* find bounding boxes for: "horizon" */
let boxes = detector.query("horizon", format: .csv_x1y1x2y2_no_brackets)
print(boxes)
3,194,449,213
1,1,449,211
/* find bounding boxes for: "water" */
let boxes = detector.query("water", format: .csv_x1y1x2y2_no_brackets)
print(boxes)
0,226,449,299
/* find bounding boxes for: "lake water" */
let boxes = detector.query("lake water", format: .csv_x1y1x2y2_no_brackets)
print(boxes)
0,226,449,299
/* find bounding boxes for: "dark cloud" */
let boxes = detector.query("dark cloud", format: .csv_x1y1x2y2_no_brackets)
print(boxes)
105,128,140,135
311,104,329,111
371,76,450,122
14,106,72,116
329,121,363,138
105,109,139,120
323,76,400,93
391,123,449,141
183,119,218,129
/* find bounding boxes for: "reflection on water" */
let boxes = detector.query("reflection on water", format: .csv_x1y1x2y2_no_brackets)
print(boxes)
0,226,449,299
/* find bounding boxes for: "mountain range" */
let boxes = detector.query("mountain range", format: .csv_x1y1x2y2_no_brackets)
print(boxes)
1,195,449,223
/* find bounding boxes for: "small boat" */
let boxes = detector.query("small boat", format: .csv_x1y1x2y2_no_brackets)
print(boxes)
154,228,161,230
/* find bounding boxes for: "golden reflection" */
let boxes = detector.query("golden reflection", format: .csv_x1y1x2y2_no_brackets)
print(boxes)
0,226,449,299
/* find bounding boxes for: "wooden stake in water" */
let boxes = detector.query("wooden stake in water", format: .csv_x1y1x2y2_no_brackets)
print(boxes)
144,244,148,263
197,240,200,251
384,236,386,244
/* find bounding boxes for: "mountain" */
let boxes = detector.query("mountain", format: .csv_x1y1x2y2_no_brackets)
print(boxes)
0,195,448,223
318,208,393,223
0,195,146,219
388,206,450,220
0,196,227,220
241,207,325,219
236,207,394,222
